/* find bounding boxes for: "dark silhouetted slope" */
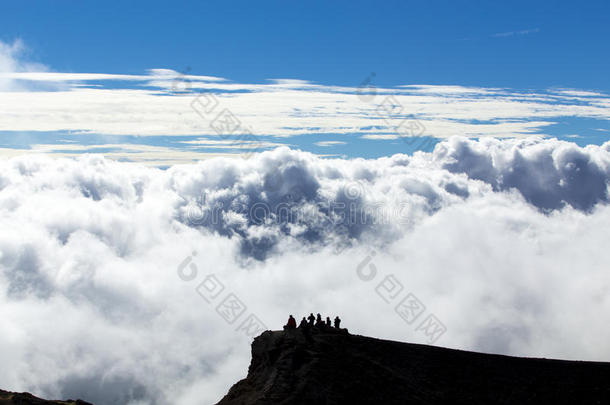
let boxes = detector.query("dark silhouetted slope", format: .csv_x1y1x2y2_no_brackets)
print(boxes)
0,389,92,405
216,328,610,405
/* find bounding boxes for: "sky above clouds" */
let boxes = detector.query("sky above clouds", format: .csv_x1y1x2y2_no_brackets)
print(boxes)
1,2,609,405
0,47,608,162
2,1,609,89
0,0,609,162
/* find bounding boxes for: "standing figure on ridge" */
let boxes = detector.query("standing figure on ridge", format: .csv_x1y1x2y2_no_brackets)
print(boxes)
326,316,331,327
284,315,297,330
299,317,308,328
307,313,315,326
315,313,323,326
334,316,341,329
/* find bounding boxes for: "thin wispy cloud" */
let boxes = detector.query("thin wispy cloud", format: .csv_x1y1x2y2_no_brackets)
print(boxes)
493,28,540,38
0,39,49,91
314,141,347,147
0,39,608,164
0,68,608,139
0,143,238,166
179,137,286,149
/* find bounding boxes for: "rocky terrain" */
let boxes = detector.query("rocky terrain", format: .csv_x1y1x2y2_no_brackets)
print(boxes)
0,390,92,405
216,327,610,405
4,327,610,405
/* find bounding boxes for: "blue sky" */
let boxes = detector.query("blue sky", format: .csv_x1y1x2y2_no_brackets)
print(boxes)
3,0,609,89
0,0,609,163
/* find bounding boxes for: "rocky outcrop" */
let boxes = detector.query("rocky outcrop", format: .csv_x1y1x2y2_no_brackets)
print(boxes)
0,389,93,405
216,328,610,404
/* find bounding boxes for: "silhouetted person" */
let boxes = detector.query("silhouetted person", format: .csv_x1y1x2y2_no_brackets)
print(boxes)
334,316,341,328
315,313,323,326
301,315,314,343
307,313,315,326
326,316,331,327
284,315,297,330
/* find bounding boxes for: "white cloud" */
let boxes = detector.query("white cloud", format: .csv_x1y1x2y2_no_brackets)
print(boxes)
314,141,346,147
0,83,607,139
552,89,607,98
493,28,540,38
0,144,241,166
0,69,227,84
0,137,608,404
179,137,287,150
360,134,400,140
0,39,49,91
0,39,609,142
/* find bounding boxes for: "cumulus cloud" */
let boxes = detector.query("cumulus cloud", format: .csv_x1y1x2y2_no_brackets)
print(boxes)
438,137,610,211
0,137,609,404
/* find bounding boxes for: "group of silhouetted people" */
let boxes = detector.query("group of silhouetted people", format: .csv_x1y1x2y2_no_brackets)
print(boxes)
284,313,341,330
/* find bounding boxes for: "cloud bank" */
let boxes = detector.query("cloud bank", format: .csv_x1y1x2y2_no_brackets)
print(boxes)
1,40,610,145
0,137,609,404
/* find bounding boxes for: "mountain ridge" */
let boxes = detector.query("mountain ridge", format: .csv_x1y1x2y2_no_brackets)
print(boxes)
4,328,610,404
215,327,610,404
0,389,92,405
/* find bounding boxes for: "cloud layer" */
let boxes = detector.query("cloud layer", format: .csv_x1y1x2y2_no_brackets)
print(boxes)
1,137,609,405
1,40,610,145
